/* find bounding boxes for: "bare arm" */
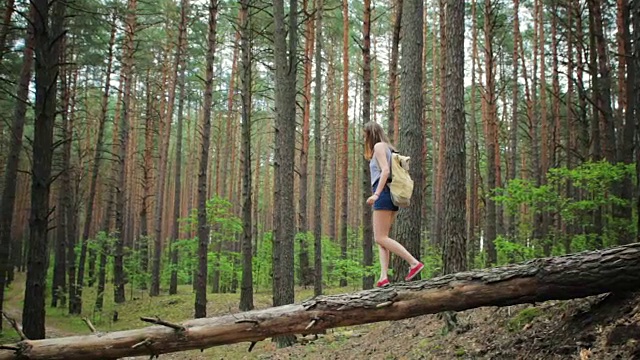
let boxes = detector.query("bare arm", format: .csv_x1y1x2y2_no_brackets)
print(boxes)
372,142,390,196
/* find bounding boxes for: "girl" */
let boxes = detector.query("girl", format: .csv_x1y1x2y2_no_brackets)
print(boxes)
364,121,423,287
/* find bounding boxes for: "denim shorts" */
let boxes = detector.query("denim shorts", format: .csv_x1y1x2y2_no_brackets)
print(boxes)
372,180,399,211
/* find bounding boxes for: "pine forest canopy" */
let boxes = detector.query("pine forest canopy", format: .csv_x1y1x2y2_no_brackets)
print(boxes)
0,0,637,354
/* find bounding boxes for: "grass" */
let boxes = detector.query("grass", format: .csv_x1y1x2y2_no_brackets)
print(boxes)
1,273,357,359
507,307,543,332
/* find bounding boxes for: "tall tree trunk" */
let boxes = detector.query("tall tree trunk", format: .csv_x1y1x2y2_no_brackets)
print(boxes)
565,0,575,253
432,0,447,249
468,0,479,268
537,0,552,256
361,0,374,290
575,2,589,162
52,42,79,309
616,0,627,130
195,0,218,319
239,0,253,311
635,0,640,243
252,126,263,260
589,0,616,163
139,69,154,290
429,6,439,249
152,2,184,296
149,42,169,296
313,0,324,297
483,0,497,265
0,6,34,331
0,0,14,61
114,0,137,305
52,188,67,309
216,34,240,199
297,0,315,287
23,0,65,339
93,232,109,312
339,0,349,288
615,0,635,245
392,0,423,281
551,5,560,170
72,12,116,314
169,0,189,296
272,0,298,347
387,0,402,141
588,7,604,247
443,0,467,274
508,0,519,239
326,62,337,242
51,42,71,310
57,60,78,311
530,0,543,249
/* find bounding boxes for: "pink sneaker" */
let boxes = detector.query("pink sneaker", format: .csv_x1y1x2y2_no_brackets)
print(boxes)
376,278,390,287
405,262,424,281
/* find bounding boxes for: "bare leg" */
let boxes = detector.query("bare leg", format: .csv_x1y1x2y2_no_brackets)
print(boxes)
378,245,390,281
373,210,419,267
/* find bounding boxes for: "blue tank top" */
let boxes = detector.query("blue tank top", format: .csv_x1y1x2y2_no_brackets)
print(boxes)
369,144,392,185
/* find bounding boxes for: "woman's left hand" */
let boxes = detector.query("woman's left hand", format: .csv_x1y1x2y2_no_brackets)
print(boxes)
366,194,378,206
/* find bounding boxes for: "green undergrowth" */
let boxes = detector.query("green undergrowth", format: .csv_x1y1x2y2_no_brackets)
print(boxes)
507,307,543,332
1,273,356,359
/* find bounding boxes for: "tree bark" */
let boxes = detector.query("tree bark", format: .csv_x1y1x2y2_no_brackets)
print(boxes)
23,0,66,340
467,0,479,268
313,0,324,297
361,0,374,290
616,0,635,245
272,0,298,347
239,0,253,312
432,0,446,249
52,187,67,309
565,0,575,253
551,6,560,170
52,43,75,309
507,0,519,239
0,0,14,61
139,69,154,291
338,0,349,288
51,48,70,310
588,7,604,247
169,0,189,295
149,40,171,296
442,0,466,274
387,0,402,142
391,0,423,281
4,244,640,359
483,0,497,265
0,5,34,331
589,0,616,163
633,0,640,242
151,0,183,296
113,0,137,305
538,0,552,256
297,0,315,287
195,0,219,319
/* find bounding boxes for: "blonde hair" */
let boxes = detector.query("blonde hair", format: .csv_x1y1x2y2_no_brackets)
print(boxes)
363,121,395,160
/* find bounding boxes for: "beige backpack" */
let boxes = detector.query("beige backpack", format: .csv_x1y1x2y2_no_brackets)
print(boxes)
388,151,413,207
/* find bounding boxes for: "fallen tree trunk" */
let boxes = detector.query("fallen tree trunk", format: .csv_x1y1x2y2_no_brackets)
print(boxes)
2,243,640,359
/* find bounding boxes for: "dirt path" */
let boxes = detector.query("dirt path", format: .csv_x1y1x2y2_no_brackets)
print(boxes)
3,273,74,338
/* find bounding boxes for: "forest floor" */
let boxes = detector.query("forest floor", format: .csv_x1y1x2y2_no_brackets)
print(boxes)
2,273,640,359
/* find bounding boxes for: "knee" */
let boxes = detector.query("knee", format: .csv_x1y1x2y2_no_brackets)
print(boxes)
374,236,386,245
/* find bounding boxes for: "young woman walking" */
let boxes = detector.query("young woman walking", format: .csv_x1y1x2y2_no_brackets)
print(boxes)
364,121,423,287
